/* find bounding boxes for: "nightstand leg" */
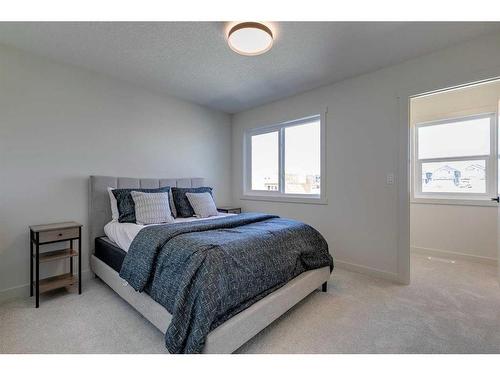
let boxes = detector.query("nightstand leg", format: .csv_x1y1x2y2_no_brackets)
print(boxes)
30,231,33,297
35,234,39,308
69,239,73,275
78,228,82,294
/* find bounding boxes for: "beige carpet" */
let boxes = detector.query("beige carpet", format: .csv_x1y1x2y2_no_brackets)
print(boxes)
1,253,500,354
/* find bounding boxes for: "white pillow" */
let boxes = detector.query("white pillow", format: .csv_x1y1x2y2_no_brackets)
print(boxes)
107,187,119,221
185,192,218,218
131,191,174,225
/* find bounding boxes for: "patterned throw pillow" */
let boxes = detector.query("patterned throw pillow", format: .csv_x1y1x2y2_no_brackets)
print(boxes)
171,187,213,218
185,192,218,218
130,191,175,225
112,186,171,223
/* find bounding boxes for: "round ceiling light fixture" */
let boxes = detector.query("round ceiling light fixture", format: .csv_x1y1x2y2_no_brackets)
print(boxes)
227,22,273,56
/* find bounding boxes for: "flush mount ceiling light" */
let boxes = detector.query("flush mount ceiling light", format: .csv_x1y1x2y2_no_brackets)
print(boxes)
227,22,273,56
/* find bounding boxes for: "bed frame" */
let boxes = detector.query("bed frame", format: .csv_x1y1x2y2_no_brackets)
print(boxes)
89,175,330,354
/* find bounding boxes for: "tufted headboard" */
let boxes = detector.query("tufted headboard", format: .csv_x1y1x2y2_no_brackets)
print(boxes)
88,175,205,252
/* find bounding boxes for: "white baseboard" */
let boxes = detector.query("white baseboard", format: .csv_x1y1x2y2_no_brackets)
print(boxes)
0,269,93,304
334,259,401,283
411,246,497,266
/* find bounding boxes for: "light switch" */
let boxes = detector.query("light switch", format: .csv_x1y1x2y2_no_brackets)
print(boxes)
386,173,395,185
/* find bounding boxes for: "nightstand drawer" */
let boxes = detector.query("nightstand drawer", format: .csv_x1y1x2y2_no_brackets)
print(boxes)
38,227,79,243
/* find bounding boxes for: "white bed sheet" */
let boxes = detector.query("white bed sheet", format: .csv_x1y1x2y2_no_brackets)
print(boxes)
104,213,235,252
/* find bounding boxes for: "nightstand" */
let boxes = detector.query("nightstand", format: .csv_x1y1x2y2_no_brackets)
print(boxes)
217,206,242,214
29,221,82,308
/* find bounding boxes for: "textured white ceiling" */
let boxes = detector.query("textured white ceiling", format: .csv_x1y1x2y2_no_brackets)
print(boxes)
0,22,499,113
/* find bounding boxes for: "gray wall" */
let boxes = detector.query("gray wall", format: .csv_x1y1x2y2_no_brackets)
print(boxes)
232,31,500,281
0,44,232,299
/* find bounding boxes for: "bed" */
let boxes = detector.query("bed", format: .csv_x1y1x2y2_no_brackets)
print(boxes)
89,175,332,354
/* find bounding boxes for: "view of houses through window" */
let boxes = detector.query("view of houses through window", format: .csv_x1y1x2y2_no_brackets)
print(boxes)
421,160,486,193
250,116,321,196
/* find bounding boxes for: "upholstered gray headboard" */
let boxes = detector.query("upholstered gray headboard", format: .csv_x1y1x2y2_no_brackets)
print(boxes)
89,175,204,252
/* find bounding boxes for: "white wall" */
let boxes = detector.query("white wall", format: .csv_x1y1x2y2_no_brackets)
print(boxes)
411,204,497,261
410,81,500,263
232,31,500,281
0,44,232,300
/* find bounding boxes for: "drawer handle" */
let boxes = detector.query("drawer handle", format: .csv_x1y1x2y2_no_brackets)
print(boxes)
58,233,63,236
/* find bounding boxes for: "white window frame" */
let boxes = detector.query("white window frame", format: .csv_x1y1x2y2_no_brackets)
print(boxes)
242,111,327,204
411,112,497,206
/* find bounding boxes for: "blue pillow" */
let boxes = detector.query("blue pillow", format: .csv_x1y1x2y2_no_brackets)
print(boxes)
171,187,213,218
112,186,171,223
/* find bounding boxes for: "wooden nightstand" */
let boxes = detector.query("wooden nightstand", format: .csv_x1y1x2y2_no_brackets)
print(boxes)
29,221,82,308
217,206,242,214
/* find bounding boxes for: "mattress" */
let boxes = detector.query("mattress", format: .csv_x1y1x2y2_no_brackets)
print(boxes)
95,236,126,273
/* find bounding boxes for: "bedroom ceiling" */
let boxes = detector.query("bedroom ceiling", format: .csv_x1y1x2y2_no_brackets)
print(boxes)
0,22,499,113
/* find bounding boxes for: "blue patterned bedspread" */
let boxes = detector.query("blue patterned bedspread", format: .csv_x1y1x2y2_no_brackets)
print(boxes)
119,213,333,353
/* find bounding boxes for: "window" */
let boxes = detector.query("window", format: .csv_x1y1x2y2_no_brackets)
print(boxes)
251,131,279,191
244,114,325,202
413,113,496,201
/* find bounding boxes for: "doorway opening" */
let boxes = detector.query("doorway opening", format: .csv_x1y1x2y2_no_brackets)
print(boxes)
409,78,500,285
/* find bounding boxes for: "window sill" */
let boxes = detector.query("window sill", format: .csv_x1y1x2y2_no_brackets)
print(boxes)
411,197,498,207
241,194,328,205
